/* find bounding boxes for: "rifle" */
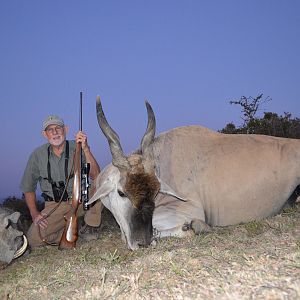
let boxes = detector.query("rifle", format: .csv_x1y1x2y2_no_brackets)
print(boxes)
59,92,90,250
79,91,91,211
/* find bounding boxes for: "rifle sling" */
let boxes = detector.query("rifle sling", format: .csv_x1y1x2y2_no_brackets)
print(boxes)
47,140,69,184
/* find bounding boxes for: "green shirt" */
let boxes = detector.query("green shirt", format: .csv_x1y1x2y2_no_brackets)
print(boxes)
20,140,86,199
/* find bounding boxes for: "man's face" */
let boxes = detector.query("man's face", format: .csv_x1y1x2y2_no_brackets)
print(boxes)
43,124,67,146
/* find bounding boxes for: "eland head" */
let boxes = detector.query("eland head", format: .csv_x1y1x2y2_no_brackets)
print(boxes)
88,97,187,250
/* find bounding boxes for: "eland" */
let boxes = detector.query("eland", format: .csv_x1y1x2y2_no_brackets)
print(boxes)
88,97,300,250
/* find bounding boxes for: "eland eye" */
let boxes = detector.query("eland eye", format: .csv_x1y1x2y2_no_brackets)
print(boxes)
118,190,126,197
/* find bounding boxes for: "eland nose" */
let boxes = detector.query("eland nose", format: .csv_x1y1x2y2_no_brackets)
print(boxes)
137,238,151,248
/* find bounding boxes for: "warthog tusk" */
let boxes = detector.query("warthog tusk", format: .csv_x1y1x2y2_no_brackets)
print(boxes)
13,235,28,259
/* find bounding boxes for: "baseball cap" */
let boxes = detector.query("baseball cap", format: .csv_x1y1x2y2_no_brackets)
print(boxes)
43,115,64,131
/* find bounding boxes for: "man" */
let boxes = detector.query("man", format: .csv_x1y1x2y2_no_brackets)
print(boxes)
20,115,102,248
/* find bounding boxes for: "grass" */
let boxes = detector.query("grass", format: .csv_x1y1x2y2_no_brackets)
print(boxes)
1,204,300,299
244,220,265,236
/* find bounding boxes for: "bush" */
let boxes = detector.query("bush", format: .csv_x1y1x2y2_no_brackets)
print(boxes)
220,95,300,138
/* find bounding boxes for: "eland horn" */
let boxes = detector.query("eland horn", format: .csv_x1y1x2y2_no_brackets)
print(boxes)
96,96,130,169
140,101,156,153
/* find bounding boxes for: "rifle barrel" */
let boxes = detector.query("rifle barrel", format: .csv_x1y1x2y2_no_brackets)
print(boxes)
79,91,83,131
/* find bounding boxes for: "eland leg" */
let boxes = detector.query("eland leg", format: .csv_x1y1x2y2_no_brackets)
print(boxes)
182,219,212,235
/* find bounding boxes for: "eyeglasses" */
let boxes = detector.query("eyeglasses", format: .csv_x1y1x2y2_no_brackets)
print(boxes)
45,125,64,134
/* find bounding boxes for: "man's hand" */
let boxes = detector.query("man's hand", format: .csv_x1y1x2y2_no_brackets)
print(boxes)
75,131,100,179
32,212,48,229
75,131,90,152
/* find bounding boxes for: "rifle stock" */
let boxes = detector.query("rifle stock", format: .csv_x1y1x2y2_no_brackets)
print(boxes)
59,142,81,250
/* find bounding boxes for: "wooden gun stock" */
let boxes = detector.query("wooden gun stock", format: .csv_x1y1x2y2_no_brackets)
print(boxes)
59,142,81,250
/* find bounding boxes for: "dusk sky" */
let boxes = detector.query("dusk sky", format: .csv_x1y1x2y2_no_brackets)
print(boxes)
0,1,299,199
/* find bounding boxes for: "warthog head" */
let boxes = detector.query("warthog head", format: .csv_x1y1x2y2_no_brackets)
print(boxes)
0,206,28,265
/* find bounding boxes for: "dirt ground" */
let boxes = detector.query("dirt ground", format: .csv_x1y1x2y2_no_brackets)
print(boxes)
1,205,300,300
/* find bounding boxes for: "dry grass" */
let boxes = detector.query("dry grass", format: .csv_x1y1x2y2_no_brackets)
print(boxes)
1,204,300,300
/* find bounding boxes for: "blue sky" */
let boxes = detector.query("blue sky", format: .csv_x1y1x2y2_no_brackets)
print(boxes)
0,1,299,199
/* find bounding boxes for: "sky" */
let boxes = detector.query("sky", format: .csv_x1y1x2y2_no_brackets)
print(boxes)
0,1,299,200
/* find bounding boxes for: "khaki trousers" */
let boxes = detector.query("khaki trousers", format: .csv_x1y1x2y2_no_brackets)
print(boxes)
27,200,103,248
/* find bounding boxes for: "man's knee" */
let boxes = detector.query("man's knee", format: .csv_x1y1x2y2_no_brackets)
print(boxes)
84,201,103,227
27,222,64,248
27,224,45,248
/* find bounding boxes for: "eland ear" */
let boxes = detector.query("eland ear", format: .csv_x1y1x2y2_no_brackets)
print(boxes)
87,181,114,205
158,178,188,202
